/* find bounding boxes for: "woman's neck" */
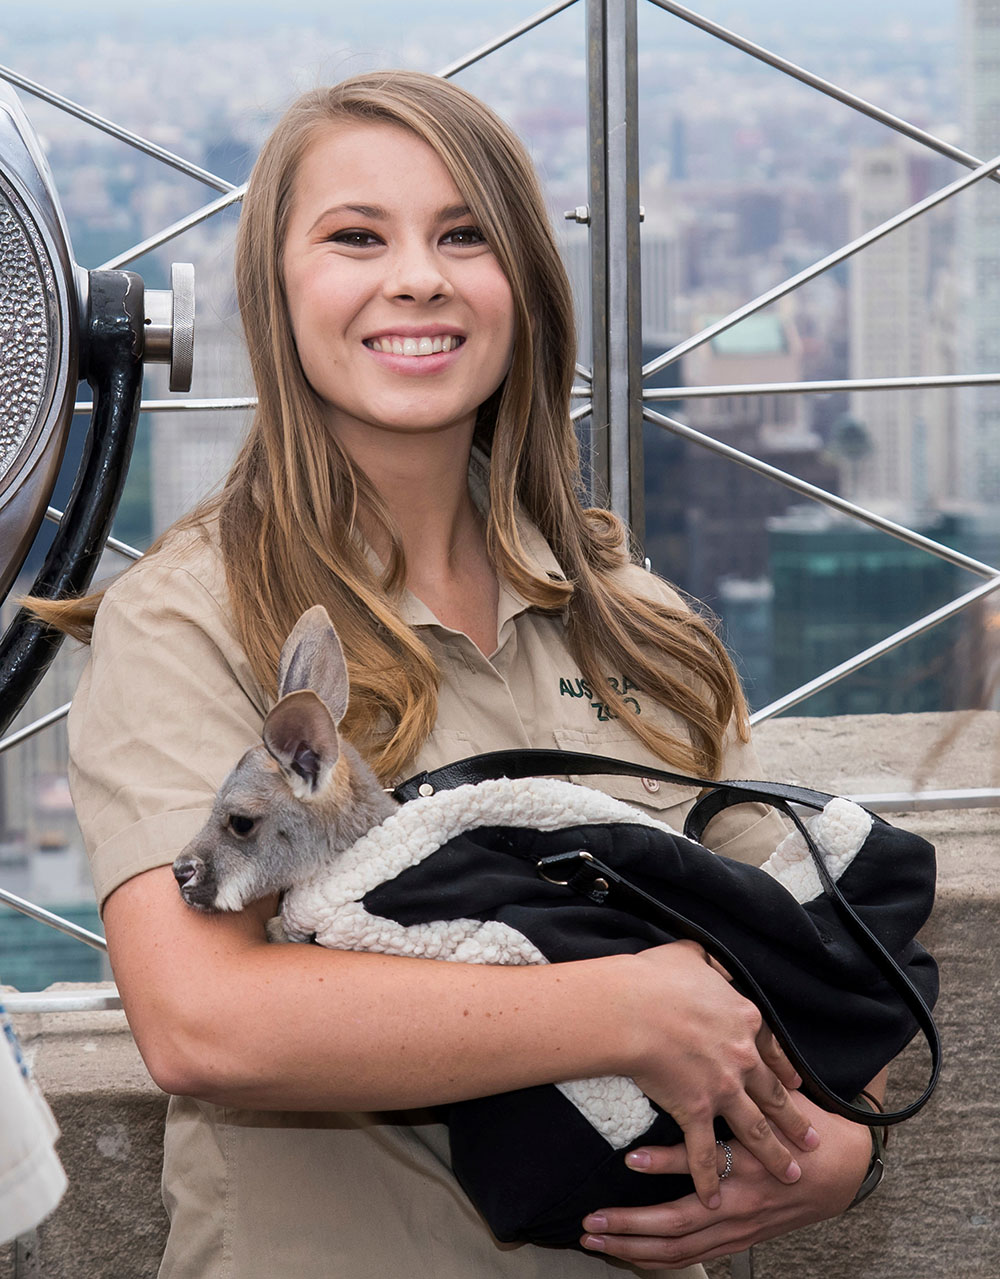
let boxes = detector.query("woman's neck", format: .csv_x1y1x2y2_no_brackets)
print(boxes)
346,427,500,656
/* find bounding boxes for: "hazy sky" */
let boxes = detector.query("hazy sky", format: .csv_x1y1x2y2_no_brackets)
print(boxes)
3,0,958,42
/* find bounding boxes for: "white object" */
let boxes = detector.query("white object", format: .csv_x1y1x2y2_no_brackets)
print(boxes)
0,1000,67,1244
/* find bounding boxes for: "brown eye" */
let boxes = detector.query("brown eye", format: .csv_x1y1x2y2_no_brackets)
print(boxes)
442,225,485,247
228,814,257,837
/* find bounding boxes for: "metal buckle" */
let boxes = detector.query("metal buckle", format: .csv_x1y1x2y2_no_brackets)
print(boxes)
537,850,594,885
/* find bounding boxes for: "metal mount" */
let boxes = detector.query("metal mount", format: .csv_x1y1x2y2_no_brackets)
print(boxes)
0,81,196,732
142,261,195,392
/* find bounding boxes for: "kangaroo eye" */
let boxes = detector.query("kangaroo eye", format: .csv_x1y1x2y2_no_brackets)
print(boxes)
228,814,257,837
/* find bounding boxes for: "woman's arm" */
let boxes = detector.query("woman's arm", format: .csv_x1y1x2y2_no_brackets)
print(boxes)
579,1072,887,1269
105,864,817,1206
84,555,817,1206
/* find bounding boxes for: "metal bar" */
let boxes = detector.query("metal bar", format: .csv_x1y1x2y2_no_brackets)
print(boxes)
643,149,1000,380
0,702,71,756
14,1228,38,1274
587,0,645,534
3,989,121,1013
729,1250,755,1279
642,406,1000,578
44,506,141,560
749,575,1000,724
607,0,644,535
587,0,611,501
575,363,593,383
0,63,235,193
850,789,1000,812
99,185,245,271
0,888,107,952
570,400,593,422
73,397,258,416
437,0,581,77
644,373,1000,399
644,0,1000,187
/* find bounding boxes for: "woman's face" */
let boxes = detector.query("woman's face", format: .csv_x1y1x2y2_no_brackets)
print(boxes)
282,121,516,455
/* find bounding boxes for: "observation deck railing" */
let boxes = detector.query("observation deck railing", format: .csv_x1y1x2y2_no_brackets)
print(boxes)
3,6,998,1276
0,0,994,1007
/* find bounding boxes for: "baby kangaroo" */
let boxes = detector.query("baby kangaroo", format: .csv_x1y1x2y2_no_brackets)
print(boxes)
173,605,398,913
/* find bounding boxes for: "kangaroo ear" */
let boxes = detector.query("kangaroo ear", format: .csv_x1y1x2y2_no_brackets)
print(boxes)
263,688,341,796
277,605,349,726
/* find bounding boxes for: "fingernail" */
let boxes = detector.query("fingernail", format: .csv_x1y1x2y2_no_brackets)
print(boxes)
786,1160,802,1182
626,1150,651,1170
584,1214,608,1231
803,1126,820,1150
708,1192,722,1209
582,1235,607,1252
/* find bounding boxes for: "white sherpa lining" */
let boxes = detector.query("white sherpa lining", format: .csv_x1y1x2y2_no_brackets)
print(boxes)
281,776,871,1149
761,797,872,904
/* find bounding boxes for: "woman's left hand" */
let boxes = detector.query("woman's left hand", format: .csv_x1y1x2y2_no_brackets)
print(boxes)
579,1095,874,1271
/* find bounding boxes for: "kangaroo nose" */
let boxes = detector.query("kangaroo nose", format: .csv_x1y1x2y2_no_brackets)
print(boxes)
173,856,200,889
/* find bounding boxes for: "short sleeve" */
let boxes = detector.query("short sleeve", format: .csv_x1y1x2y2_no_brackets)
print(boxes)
699,724,789,866
68,539,268,913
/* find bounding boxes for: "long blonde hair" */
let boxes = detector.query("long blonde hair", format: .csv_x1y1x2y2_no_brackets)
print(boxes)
30,71,748,781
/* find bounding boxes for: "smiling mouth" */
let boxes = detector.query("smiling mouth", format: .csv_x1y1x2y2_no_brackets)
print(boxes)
364,335,465,356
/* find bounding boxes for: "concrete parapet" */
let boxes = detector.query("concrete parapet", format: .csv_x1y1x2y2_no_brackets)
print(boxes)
0,995,167,1277
709,710,1000,1278
2,712,998,1278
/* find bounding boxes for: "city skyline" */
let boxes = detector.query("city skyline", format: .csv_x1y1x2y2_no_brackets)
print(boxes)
1,0,994,989
6,0,982,632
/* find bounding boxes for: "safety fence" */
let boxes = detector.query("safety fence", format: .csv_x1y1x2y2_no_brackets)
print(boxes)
1,0,998,996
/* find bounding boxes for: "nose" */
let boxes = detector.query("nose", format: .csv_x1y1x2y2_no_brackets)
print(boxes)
385,239,452,305
172,856,201,889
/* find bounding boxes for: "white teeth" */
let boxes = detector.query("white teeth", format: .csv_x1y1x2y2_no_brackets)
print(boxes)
367,335,461,356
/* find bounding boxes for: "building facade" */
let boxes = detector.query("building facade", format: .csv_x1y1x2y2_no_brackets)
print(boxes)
958,0,1000,505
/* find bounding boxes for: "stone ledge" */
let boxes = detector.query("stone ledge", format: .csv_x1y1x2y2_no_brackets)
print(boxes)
3,713,998,1277
1,995,169,1277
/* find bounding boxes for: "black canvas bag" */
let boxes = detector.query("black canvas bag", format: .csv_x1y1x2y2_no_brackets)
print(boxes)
282,749,941,1247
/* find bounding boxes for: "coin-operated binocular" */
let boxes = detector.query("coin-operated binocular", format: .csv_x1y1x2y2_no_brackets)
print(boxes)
0,83,194,732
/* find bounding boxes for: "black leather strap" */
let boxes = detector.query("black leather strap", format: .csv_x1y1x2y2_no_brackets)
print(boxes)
393,748,835,820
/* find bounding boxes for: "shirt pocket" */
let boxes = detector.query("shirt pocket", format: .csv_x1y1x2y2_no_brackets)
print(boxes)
552,725,701,831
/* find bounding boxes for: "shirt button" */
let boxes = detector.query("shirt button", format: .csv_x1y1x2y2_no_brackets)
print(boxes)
641,777,660,794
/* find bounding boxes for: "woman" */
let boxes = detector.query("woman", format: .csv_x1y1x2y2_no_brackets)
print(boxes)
41,72,878,1276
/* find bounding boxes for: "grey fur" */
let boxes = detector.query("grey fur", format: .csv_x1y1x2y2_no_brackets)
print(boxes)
172,605,398,914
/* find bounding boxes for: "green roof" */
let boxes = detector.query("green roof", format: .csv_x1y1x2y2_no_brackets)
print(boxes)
710,314,787,356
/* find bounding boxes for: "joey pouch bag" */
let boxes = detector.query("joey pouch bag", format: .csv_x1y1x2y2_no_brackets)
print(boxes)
277,750,940,1248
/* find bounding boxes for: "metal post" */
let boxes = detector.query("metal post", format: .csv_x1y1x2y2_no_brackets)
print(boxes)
730,1248,755,1278
586,0,645,541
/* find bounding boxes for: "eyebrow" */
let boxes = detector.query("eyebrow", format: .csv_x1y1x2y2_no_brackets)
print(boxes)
308,202,473,234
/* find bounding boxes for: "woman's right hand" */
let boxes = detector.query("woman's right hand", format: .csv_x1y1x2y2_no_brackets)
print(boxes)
618,940,819,1209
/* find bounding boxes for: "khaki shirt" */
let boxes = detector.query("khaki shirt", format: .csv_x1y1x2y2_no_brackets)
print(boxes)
69,520,785,1279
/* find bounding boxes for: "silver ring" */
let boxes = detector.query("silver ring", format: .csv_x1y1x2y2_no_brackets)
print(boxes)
716,1139,733,1180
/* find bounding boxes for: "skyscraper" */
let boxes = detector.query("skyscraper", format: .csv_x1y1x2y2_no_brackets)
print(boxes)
150,310,251,536
958,0,1000,505
845,142,935,512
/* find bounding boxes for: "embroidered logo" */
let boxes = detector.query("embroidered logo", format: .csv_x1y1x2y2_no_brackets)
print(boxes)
559,675,641,722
